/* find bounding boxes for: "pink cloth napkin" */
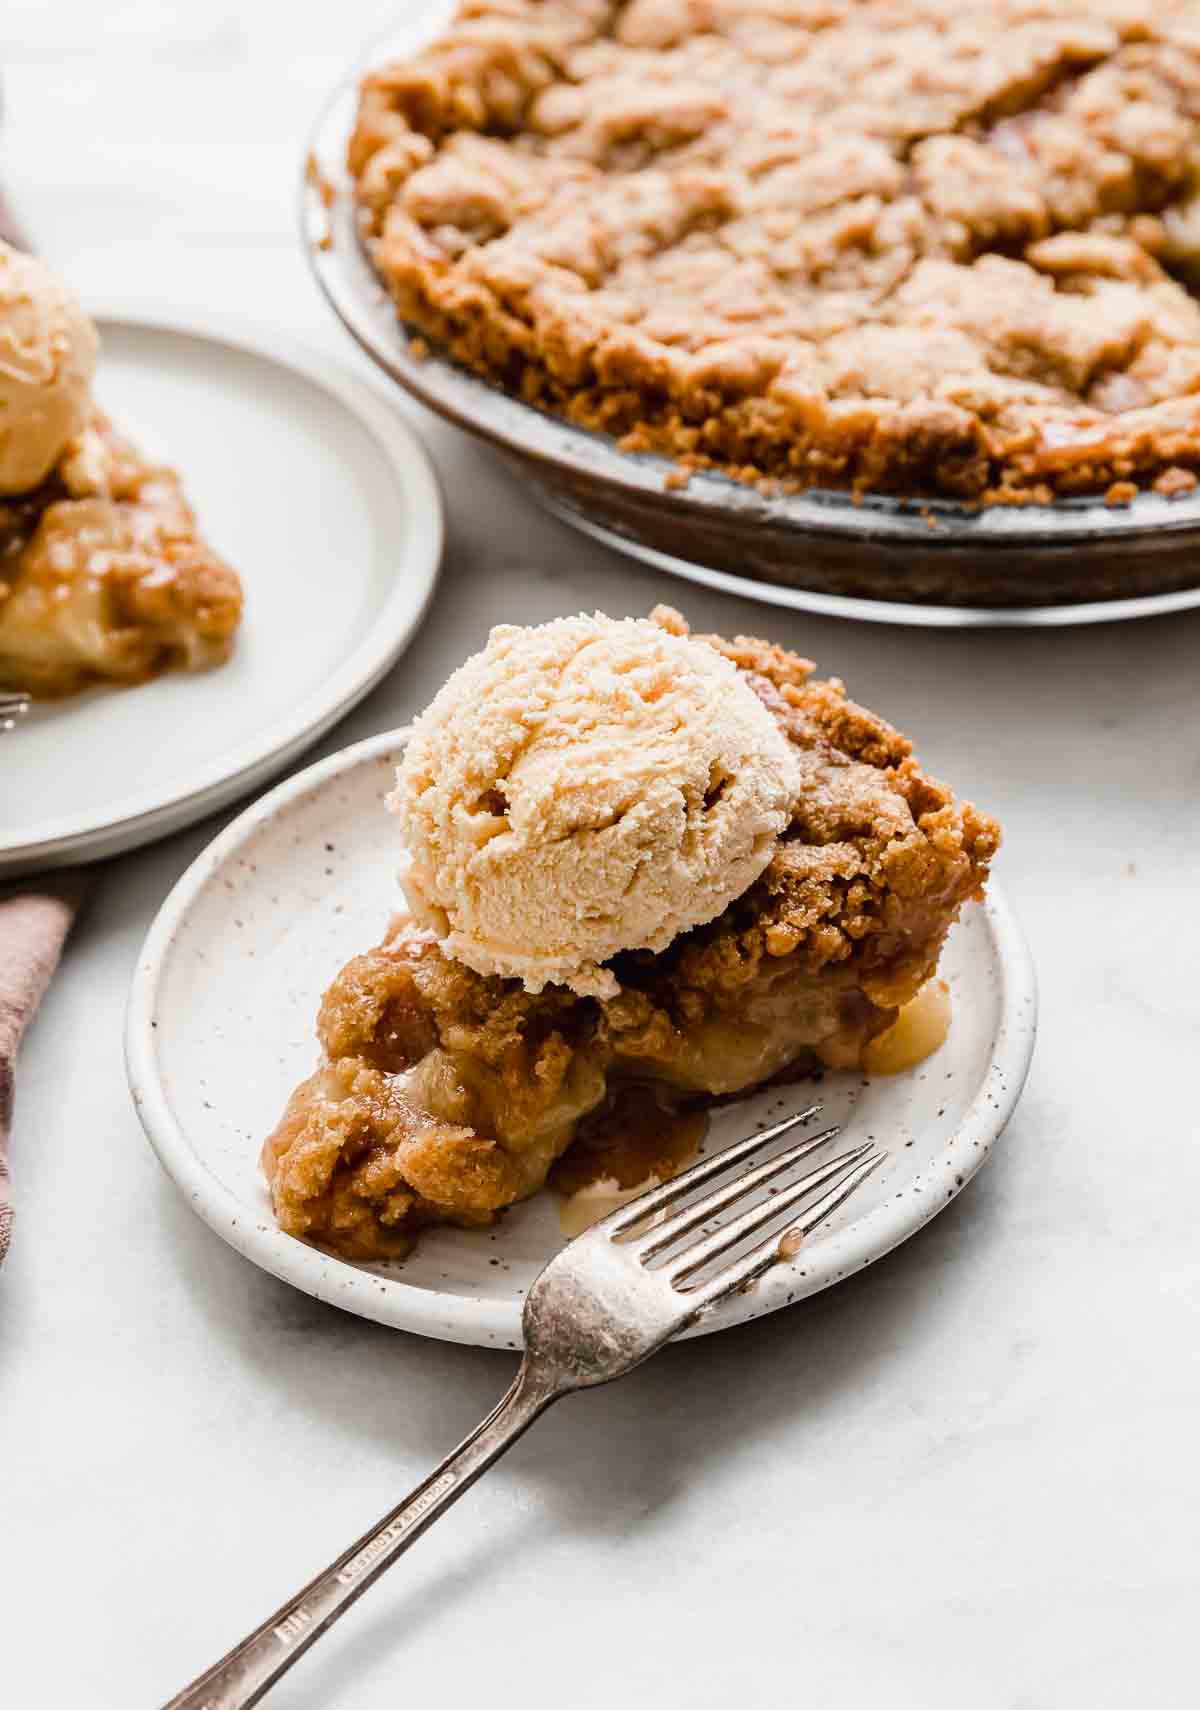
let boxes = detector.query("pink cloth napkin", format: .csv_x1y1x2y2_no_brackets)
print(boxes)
0,876,90,1264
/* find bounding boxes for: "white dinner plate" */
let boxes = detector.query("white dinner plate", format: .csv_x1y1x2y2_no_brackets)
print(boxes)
126,730,1037,1349
0,302,443,875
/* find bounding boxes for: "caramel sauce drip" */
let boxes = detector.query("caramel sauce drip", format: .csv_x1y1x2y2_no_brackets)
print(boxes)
862,979,952,1075
550,1083,707,1197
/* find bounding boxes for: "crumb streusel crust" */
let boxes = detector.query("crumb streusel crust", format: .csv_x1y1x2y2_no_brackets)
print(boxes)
348,0,1200,502
263,606,999,1259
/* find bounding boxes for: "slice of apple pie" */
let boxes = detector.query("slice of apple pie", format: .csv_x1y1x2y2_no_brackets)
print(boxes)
263,608,999,1261
0,240,241,698
0,410,243,698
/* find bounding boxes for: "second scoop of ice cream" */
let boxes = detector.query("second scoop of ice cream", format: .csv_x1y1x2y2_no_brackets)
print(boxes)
0,242,97,495
391,612,800,997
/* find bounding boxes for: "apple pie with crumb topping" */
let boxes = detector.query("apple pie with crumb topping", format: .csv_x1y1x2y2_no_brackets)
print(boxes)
263,610,999,1261
348,0,1200,504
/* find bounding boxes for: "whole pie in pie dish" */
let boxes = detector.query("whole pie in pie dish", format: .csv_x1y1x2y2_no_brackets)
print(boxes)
0,243,243,698
347,0,1200,505
263,606,1000,1261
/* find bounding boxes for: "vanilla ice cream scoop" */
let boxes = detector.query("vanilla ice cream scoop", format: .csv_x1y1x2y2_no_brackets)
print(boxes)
0,242,97,495
391,613,800,997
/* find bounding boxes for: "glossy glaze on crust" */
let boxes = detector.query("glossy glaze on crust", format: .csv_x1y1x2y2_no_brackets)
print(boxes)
348,0,1200,503
263,607,1000,1260
0,411,243,697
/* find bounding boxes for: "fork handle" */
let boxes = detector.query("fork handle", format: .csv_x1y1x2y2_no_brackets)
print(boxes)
161,1360,558,1709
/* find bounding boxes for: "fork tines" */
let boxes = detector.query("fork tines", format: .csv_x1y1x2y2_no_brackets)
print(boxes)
0,691,32,731
604,1103,886,1309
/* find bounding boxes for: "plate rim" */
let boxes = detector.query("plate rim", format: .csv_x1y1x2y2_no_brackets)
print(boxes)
1,298,444,870
126,727,1039,1349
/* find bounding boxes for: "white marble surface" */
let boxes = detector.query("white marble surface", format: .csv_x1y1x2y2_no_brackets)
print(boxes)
3,6,1199,1706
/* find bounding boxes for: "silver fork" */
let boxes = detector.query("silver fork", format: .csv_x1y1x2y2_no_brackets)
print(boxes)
0,692,31,731
163,1104,885,1709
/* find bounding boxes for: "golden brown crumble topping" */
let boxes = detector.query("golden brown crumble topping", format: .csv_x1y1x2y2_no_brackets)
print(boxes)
0,411,243,698
347,0,1200,501
263,607,999,1260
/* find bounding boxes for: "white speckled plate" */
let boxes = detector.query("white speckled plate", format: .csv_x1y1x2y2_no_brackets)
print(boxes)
126,730,1037,1349
0,301,442,876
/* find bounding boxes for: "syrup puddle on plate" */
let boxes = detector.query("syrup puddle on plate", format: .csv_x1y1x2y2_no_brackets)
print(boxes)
555,982,953,1237
862,979,952,1075
552,1085,707,1238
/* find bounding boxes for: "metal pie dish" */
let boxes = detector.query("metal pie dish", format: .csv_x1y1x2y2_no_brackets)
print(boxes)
303,44,1200,627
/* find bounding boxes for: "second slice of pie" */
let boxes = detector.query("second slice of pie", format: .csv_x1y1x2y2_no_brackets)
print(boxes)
0,242,243,698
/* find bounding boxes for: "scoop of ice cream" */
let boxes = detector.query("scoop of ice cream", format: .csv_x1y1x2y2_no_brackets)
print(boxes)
391,612,800,997
0,243,97,495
